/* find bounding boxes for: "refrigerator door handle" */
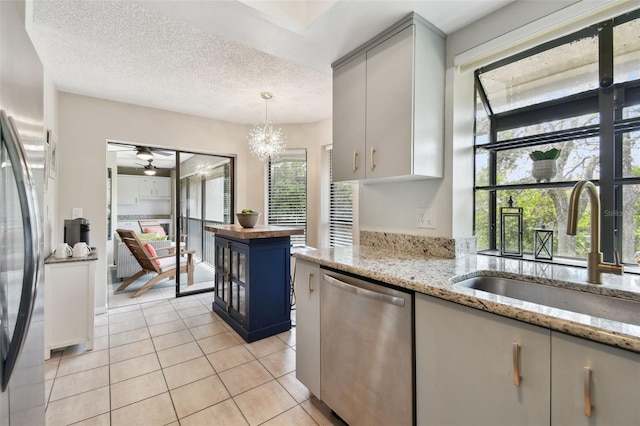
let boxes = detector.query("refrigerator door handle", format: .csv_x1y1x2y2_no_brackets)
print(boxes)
0,110,42,391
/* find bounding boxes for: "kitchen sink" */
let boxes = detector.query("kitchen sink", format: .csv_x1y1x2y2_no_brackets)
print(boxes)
454,276,640,326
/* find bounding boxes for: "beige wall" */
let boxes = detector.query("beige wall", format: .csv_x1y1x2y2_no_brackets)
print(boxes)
57,92,329,311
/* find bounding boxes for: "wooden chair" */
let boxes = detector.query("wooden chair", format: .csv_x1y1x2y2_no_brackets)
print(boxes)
116,229,194,297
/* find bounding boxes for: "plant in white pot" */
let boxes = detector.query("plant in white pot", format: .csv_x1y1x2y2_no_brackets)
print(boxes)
530,148,561,183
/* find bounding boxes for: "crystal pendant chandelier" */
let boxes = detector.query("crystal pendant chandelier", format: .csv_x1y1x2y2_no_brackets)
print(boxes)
248,92,286,161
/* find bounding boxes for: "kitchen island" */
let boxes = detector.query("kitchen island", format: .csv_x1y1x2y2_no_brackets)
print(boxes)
205,224,303,342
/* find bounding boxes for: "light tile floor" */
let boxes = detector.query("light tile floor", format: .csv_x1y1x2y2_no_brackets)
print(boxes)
45,288,342,425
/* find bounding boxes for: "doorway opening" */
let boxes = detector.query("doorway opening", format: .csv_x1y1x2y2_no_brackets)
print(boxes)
107,142,235,302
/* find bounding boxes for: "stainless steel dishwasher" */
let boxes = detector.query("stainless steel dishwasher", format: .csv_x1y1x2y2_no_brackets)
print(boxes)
320,268,413,426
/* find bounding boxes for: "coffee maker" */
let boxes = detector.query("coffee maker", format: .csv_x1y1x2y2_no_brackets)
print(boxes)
64,218,91,247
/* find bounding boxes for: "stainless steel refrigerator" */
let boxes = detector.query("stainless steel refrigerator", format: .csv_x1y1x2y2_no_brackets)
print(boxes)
0,1,46,425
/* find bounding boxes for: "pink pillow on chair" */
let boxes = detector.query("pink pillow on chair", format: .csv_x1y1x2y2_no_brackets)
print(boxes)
143,243,161,266
143,226,166,237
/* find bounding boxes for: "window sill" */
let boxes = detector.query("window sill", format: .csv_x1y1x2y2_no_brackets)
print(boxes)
477,250,640,276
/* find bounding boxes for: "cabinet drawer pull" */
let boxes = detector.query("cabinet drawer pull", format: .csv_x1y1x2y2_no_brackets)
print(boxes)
512,342,521,386
308,272,314,293
226,270,232,313
584,366,592,417
353,151,358,172
370,148,376,171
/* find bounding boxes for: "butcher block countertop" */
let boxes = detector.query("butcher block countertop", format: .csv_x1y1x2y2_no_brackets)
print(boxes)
295,246,640,353
205,224,304,240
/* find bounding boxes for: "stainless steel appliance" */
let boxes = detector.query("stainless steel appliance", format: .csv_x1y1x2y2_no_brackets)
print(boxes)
320,268,413,425
64,218,91,247
0,1,45,424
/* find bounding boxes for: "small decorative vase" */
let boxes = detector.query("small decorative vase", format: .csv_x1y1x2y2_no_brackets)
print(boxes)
532,159,557,183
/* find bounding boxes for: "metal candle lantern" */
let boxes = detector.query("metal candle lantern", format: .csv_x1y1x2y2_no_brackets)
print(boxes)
500,196,523,257
533,225,554,260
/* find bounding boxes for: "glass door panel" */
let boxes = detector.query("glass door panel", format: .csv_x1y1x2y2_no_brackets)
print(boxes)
226,242,247,325
107,143,233,300
238,252,247,316
176,153,234,296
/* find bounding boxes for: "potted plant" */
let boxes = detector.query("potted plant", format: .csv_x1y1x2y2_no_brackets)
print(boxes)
530,148,561,182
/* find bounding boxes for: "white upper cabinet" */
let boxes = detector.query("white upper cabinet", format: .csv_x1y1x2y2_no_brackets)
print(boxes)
117,175,171,205
333,53,366,181
154,177,171,197
140,176,171,197
332,13,445,182
117,175,139,205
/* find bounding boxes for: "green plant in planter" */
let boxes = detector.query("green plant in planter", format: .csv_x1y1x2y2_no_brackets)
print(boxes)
529,148,561,161
530,148,561,183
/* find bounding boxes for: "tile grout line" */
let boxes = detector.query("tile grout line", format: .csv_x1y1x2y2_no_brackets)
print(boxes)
52,285,313,425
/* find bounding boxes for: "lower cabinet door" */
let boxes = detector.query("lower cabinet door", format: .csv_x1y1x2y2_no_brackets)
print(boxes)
294,259,320,398
45,261,96,359
416,293,551,426
551,332,640,425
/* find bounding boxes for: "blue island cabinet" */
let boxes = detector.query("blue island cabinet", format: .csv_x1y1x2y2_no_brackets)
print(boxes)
210,227,298,343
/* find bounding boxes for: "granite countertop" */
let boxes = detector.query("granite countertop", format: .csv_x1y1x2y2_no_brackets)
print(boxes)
294,246,640,353
45,251,98,264
205,224,304,239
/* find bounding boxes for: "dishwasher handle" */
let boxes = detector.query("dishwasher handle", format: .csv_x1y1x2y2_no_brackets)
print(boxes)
323,274,405,307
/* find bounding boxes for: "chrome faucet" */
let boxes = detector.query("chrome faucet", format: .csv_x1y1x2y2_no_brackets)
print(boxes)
566,181,623,284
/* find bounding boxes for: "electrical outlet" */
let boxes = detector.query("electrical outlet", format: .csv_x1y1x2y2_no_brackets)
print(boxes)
72,208,83,219
416,207,436,229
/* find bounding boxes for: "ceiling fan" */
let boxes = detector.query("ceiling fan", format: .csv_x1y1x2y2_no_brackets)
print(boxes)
136,159,158,176
108,142,174,160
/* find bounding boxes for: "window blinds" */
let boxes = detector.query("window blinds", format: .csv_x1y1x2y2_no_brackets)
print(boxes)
329,149,353,247
268,149,307,246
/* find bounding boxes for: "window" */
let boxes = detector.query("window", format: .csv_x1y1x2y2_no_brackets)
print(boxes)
474,9,640,264
268,149,307,246
329,148,353,247
204,162,231,224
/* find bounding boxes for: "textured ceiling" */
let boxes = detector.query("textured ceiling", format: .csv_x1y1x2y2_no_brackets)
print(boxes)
29,0,513,125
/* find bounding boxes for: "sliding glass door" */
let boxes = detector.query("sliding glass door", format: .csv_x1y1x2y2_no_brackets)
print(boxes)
176,153,233,296
108,141,233,301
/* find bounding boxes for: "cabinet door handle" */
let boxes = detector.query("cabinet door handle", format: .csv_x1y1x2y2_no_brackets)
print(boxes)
308,272,314,293
370,148,376,171
227,278,232,313
512,342,522,386
584,367,592,417
225,271,231,313
352,151,358,172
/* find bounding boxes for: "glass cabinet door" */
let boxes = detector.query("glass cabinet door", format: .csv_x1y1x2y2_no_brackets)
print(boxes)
237,252,246,316
214,239,230,310
214,238,248,325
228,244,248,324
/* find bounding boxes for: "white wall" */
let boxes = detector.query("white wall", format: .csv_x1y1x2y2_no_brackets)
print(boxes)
359,0,580,239
26,1,59,256
57,92,329,310
42,71,58,255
